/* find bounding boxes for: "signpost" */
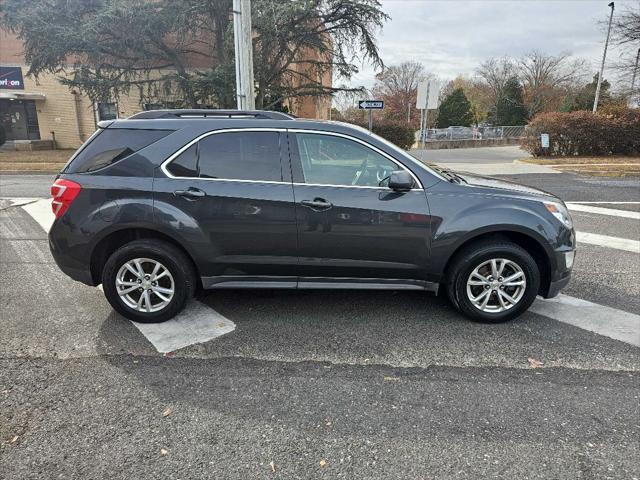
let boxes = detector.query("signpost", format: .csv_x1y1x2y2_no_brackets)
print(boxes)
540,133,550,149
358,100,384,132
416,80,441,148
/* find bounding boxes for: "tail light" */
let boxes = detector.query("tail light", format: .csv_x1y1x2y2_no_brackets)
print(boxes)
51,179,81,219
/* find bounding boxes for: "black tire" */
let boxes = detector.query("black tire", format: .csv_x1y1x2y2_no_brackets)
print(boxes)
102,239,196,323
445,240,540,323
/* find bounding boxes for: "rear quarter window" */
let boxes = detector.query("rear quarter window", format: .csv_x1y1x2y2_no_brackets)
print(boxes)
65,128,172,173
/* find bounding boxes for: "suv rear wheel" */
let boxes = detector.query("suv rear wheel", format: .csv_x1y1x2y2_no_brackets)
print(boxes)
446,240,540,323
102,239,196,323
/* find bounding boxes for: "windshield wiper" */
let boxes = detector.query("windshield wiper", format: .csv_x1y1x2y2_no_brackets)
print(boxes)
429,164,465,184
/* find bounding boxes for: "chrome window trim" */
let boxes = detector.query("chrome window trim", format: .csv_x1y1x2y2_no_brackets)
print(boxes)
161,127,424,190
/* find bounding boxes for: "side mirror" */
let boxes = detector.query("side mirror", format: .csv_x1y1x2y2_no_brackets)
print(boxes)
388,170,414,191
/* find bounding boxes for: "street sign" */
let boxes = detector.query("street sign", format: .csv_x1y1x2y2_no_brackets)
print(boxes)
417,79,441,148
358,100,384,109
416,80,441,110
541,133,550,148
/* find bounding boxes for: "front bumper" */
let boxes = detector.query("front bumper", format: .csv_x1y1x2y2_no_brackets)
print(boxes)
541,247,575,298
545,271,572,298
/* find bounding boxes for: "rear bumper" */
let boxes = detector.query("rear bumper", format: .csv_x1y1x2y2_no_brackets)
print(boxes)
48,225,95,286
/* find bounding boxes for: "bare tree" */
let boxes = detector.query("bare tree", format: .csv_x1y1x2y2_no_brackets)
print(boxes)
332,89,364,113
609,4,640,95
518,51,586,117
476,57,517,119
372,61,431,124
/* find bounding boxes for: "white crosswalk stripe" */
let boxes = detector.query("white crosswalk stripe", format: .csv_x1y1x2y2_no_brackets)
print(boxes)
567,203,640,220
530,295,640,347
576,231,640,253
5,196,640,348
5,197,236,353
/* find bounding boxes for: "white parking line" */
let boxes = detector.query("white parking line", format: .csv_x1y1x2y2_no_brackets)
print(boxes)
20,198,55,232
531,294,640,347
568,201,640,204
7,197,639,350
5,197,237,353
576,231,640,253
131,300,236,353
567,203,640,220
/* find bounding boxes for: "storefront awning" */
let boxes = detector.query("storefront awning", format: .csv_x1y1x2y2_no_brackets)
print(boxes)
0,91,46,101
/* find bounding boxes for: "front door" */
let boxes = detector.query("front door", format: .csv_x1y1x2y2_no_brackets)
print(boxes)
0,99,40,140
288,131,432,286
154,129,298,287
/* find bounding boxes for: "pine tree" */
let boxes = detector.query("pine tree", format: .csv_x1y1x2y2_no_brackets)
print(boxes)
436,88,474,128
559,74,611,112
494,77,528,125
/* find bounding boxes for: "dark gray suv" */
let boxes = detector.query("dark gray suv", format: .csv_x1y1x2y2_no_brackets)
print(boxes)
48,109,575,323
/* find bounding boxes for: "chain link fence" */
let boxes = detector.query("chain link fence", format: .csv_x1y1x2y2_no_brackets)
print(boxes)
417,125,526,142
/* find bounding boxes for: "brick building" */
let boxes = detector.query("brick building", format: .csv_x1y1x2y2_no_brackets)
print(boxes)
0,26,331,149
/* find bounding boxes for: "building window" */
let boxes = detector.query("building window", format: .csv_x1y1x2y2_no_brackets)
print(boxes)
96,102,117,121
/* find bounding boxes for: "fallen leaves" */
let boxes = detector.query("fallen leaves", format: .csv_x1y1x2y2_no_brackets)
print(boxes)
528,357,544,369
160,447,169,456
162,407,172,418
383,376,400,382
269,461,276,473
319,459,327,467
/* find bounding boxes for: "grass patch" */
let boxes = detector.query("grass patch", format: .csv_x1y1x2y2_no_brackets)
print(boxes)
0,149,73,172
0,149,74,164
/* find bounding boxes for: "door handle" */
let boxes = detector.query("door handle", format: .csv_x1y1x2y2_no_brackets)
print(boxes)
174,188,206,200
301,198,333,211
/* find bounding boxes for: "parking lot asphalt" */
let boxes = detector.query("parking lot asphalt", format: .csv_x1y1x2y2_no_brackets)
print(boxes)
412,145,529,164
1,166,639,479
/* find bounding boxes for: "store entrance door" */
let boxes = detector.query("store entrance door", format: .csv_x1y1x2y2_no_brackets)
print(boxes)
0,99,40,141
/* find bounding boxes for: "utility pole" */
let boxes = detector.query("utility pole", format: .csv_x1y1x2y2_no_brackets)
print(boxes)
631,47,640,98
233,0,255,110
593,1,615,113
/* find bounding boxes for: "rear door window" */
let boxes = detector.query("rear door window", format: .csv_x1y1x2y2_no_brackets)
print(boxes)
166,144,198,177
197,132,282,182
65,128,172,173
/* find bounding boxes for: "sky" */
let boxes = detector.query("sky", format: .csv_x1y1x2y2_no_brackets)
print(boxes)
345,0,633,91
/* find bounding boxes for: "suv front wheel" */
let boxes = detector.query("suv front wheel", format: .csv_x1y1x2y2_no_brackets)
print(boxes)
446,240,540,323
102,239,196,323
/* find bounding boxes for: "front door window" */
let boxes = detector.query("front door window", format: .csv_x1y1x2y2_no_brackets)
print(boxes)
294,133,401,188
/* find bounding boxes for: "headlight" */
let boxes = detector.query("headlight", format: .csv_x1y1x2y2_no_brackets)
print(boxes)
544,201,573,228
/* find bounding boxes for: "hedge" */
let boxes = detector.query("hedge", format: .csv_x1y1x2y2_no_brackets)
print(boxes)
521,107,640,157
349,121,415,150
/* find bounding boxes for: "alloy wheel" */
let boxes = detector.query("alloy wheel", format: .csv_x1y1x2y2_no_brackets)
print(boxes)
115,258,175,313
465,258,527,313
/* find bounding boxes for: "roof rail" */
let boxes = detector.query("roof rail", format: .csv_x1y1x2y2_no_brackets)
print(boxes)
128,109,295,120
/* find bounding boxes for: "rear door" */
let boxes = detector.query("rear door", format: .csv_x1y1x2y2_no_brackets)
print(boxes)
153,128,298,287
288,131,432,286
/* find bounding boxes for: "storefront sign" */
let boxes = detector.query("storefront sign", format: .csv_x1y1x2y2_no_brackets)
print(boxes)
0,66,25,90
